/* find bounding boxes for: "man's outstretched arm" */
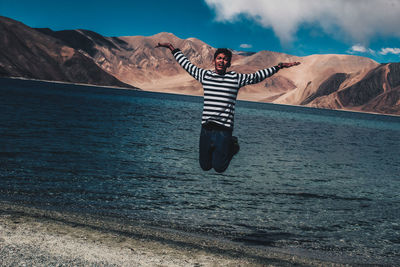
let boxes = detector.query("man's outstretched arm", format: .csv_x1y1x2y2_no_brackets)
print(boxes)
238,61,301,87
155,42,206,82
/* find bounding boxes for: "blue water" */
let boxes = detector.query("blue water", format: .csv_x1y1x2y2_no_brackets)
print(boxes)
1,78,400,264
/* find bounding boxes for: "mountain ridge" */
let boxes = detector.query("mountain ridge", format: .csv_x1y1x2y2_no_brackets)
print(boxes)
0,16,135,89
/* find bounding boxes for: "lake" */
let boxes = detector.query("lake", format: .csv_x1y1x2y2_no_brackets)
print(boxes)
1,78,399,264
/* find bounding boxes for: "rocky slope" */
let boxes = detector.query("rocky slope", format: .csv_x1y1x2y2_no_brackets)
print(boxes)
0,16,134,88
339,63,400,114
1,16,399,115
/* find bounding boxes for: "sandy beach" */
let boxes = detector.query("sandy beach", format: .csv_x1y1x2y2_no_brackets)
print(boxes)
0,202,349,267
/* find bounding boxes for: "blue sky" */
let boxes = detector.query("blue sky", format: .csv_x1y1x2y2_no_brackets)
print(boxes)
1,0,400,63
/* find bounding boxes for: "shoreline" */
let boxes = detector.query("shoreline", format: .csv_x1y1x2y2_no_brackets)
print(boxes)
2,76,399,118
2,76,140,91
0,202,350,266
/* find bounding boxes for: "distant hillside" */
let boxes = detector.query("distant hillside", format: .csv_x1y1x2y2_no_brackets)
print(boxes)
1,15,399,115
0,16,134,88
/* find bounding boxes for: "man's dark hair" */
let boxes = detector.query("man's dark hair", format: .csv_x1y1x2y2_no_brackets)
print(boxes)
214,48,232,63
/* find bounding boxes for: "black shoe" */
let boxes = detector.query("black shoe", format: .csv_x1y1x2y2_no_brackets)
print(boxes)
232,136,240,156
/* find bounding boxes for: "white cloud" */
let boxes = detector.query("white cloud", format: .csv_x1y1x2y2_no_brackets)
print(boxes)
379,47,400,55
204,0,400,44
240,43,252,49
348,45,375,55
350,45,368,53
348,46,400,58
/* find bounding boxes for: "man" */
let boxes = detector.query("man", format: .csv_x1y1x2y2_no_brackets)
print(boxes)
156,42,300,173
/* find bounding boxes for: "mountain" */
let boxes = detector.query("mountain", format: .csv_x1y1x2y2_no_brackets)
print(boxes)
0,16,134,88
295,61,400,114
1,16,398,115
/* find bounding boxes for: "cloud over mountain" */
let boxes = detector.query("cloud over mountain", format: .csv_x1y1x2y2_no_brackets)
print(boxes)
239,44,252,49
379,47,400,56
204,0,400,44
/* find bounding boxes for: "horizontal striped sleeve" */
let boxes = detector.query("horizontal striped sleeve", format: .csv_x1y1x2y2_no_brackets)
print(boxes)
172,49,206,83
238,66,278,87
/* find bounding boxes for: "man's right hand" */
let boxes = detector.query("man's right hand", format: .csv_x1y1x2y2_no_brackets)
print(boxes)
155,42,175,51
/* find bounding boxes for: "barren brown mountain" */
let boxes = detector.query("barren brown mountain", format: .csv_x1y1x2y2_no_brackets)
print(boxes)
0,16,134,88
1,16,399,115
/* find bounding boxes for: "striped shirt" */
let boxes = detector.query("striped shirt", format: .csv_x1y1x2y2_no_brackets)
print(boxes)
172,49,278,129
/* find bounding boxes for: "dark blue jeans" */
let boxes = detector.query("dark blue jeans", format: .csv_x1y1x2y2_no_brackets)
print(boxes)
199,126,234,173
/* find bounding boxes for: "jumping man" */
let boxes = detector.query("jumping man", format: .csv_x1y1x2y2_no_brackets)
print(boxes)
156,42,300,173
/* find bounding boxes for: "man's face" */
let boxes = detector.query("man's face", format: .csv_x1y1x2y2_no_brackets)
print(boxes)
214,53,230,75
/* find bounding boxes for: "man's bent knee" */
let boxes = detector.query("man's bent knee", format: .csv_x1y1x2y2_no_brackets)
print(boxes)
201,164,212,171
213,162,230,173
214,166,228,173
199,160,212,171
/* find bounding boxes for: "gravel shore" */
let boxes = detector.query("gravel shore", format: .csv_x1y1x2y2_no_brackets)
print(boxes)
0,202,346,266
